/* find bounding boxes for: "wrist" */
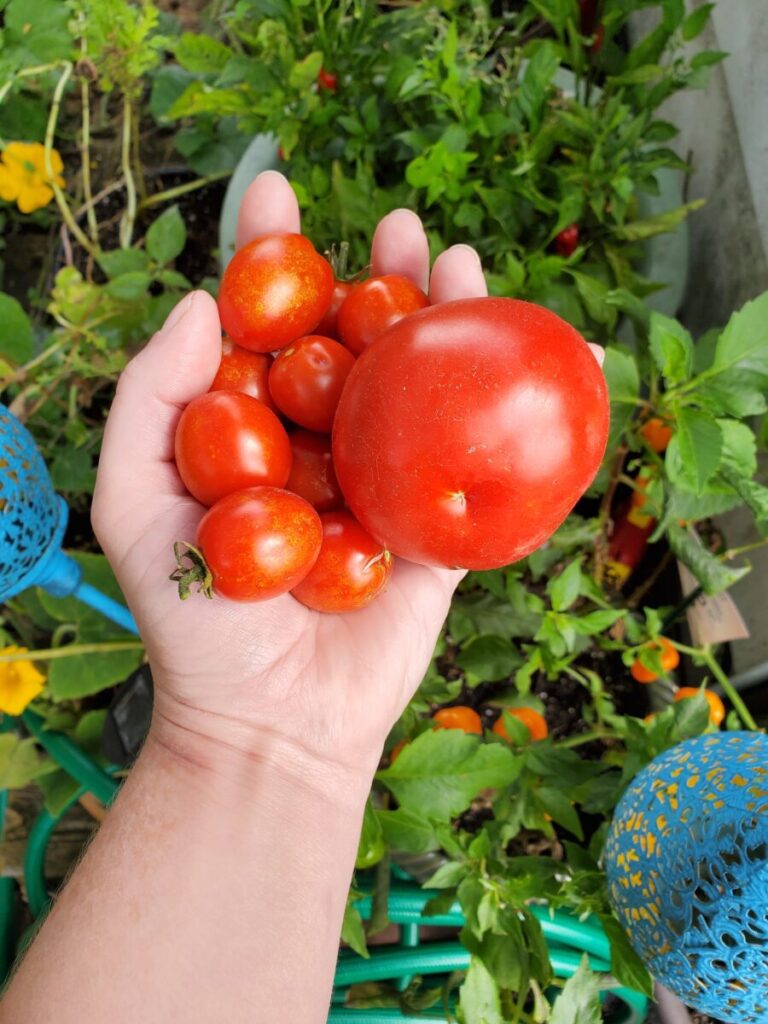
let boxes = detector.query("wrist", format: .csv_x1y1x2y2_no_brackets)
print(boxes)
146,696,374,814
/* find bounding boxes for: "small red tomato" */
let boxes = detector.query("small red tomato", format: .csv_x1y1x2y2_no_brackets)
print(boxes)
218,234,333,353
493,708,548,742
198,487,322,601
337,275,429,356
175,392,291,507
630,637,680,683
432,706,483,735
269,335,355,433
315,280,353,340
286,431,344,512
317,68,338,92
554,224,580,258
291,510,392,613
640,417,673,454
210,338,276,411
591,24,605,54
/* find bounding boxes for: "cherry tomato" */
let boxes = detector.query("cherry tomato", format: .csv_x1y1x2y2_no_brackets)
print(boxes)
197,487,321,601
337,274,429,356
269,335,355,433
218,233,333,353
175,392,291,507
286,431,344,512
333,298,609,569
591,23,605,54
210,338,276,411
493,708,548,742
432,706,483,735
640,417,673,453
291,510,392,613
317,68,338,92
630,637,680,683
554,224,580,258
389,739,408,763
315,280,352,340
673,687,726,726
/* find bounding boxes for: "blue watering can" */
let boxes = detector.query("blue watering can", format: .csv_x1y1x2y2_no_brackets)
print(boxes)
0,404,138,636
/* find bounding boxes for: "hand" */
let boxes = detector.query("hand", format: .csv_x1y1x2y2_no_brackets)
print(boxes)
92,171,488,787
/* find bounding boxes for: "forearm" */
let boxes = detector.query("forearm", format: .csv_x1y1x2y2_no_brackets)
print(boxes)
1,715,371,1024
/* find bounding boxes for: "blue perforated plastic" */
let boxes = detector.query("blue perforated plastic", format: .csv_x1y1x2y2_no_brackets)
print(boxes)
605,732,768,1024
0,405,137,634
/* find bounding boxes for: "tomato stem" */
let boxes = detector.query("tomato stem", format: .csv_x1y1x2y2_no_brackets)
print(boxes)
169,541,214,600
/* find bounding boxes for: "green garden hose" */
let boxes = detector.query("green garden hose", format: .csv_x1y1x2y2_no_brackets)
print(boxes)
20,711,119,806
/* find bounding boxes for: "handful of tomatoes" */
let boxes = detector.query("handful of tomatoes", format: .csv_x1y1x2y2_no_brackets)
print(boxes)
171,230,609,613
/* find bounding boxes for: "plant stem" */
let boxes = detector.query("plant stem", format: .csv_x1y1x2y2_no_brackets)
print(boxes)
44,62,98,259
557,729,615,748
3,336,69,386
78,23,99,247
0,642,144,664
723,537,768,561
119,94,137,248
701,649,759,731
136,169,231,212
0,62,62,108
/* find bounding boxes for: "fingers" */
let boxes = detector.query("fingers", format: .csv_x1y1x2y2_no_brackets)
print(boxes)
370,209,430,292
588,343,605,368
235,171,301,250
93,291,221,552
428,244,487,305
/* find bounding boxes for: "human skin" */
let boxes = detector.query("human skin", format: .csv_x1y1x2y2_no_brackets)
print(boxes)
0,172,490,1024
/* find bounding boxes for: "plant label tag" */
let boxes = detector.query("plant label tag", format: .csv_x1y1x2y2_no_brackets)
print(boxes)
677,560,750,645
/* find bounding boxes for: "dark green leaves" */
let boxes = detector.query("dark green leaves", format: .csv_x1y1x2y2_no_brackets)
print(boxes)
0,293,34,364
712,290,768,375
667,525,749,595
600,915,654,998
550,957,602,1024
649,311,693,384
518,43,560,131
376,729,522,821
146,205,187,265
666,410,722,493
456,636,521,682
459,958,503,1024
175,33,234,75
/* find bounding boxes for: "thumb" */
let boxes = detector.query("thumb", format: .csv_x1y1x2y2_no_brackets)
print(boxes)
92,291,221,562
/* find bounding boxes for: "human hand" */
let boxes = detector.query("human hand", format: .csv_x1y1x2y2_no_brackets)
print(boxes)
92,171,488,787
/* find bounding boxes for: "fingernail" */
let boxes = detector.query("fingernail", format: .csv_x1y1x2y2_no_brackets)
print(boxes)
588,342,605,368
452,243,482,266
390,208,423,224
163,293,195,333
256,169,288,184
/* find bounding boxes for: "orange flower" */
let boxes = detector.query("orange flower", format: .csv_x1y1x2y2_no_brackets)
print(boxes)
0,647,45,715
0,142,65,213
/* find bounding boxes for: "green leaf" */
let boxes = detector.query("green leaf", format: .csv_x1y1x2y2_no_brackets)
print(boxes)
104,271,152,301
97,248,150,279
37,767,80,817
536,787,583,839
667,524,749,594
174,33,234,75
668,410,722,493
341,899,369,959
4,0,73,63
424,860,467,889
376,729,522,821
355,797,385,869
683,3,715,40
550,956,601,1024
0,293,34,364
712,290,768,375
50,448,96,495
599,915,654,998
649,311,693,384
456,636,521,682
0,734,49,788
603,347,640,405
74,710,107,759
719,419,757,478
48,648,143,700
570,609,625,635
37,553,133,639
518,42,559,131
548,559,582,612
289,51,323,90
376,808,438,854
612,200,704,241
696,369,768,417
146,205,186,265
459,957,503,1024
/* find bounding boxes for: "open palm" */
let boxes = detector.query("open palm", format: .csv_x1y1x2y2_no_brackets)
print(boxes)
92,172,488,777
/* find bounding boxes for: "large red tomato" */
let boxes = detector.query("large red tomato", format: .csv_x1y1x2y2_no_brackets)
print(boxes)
218,234,333,352
337,275,428,355
332,298,609,569
175,391,291,507
210,339,276,411
197,487,322,601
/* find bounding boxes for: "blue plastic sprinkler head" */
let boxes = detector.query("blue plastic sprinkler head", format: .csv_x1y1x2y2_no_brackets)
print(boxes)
605,731,768,1024
0,404,137,634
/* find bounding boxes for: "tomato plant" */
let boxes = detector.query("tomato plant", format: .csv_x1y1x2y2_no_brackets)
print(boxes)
285,430,344,512
333,298,609,569
674,687,726,726
291,510,392,613
196,487,322,601
337,274,428,356
269,335,355,433
432,706,483,735
218,234,333,352
210,339,276,411
174,392,292,507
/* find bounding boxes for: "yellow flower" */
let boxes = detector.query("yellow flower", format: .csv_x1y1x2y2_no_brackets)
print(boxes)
0,647,46,715
0,141,65,214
